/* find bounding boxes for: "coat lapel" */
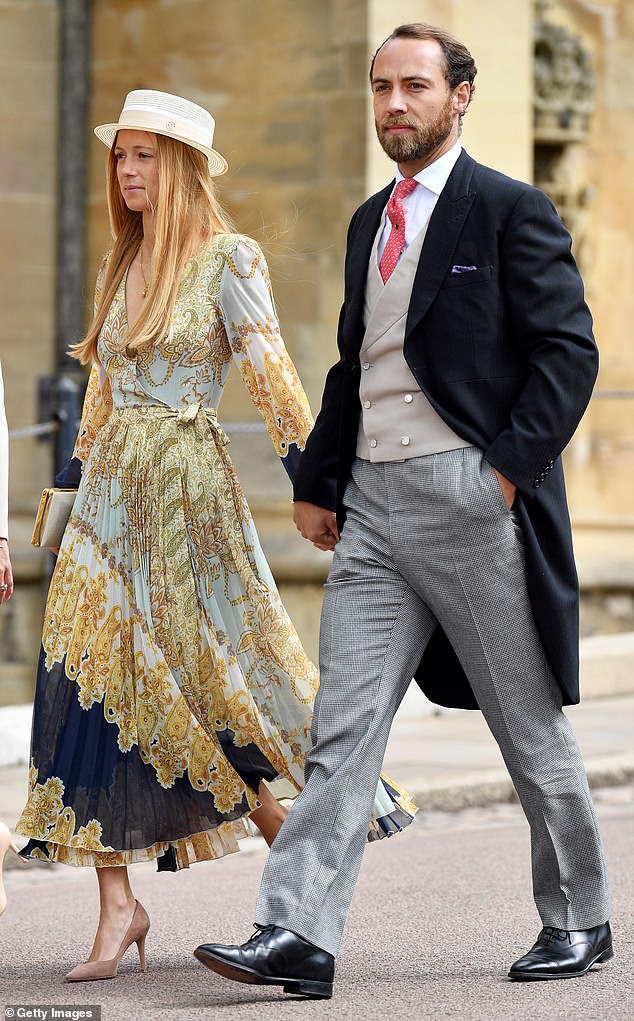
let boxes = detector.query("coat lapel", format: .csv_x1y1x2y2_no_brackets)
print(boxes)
343,152,478,350
405,150,477,338
342,183,393,353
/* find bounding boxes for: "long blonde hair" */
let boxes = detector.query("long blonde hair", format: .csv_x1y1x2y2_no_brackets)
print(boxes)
71,134,233,364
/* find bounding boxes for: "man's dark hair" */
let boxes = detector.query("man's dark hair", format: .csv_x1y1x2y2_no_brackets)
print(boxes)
370,23,477,111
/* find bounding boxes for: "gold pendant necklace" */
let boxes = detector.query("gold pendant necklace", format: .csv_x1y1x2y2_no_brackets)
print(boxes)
137,245,150,299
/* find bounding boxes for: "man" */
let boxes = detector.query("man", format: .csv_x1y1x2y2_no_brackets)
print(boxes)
194,23,612,997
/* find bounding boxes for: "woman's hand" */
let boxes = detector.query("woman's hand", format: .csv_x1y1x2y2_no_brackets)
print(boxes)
0,542,13,603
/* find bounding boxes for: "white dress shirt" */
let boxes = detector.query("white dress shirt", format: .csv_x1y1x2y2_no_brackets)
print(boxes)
377,142,463,265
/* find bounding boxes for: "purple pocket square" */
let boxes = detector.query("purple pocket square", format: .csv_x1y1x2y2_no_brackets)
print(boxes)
451,264,478,274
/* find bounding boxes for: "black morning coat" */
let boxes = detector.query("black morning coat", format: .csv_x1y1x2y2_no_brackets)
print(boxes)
293,149,599,710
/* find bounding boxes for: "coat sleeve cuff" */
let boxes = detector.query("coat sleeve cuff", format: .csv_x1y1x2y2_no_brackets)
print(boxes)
483,440,557,499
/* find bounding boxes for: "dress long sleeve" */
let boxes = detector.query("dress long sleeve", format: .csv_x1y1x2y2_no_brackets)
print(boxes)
55,261,113,487
217,237,313,483
55,364,113,488
0,361,9,537
71,364,113,468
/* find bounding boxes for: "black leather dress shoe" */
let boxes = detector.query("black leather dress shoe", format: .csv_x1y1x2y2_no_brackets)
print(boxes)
194,925,335,999
509,922,613,980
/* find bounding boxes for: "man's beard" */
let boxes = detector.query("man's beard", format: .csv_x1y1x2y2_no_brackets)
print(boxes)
376,97,454,163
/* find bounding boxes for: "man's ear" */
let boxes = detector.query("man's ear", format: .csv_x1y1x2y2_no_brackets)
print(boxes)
453,81,471,116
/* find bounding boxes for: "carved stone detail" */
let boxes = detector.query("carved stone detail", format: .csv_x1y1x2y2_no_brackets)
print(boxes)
533,2,596,271
534,3,594,140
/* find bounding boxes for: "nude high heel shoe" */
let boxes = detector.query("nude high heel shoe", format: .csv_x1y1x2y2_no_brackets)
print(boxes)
0,820,19,916
65,900,150,982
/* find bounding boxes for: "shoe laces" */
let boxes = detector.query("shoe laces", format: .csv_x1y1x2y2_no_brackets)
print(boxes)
541,926,571,945
248,924,273,943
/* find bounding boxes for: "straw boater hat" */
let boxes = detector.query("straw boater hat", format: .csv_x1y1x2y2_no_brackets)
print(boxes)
94,89,228,177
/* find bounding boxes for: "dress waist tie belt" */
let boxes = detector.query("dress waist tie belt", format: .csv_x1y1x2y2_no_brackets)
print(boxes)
111,403,230,446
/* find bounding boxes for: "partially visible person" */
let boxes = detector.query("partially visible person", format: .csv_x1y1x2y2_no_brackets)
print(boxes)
0,359,17,917
0,821,18,916
0,359,13,604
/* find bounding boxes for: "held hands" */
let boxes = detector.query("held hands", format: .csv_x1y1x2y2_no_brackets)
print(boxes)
493,468,517,509
293,501,340,552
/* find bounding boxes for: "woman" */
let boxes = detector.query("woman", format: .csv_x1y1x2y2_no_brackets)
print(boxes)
0,358,18,916
15,91,415,981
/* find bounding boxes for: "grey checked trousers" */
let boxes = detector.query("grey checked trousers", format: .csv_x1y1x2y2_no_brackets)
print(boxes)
255,449,611,956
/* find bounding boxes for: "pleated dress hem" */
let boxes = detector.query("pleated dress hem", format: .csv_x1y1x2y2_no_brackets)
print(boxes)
16,772,417,871
16,817,247,869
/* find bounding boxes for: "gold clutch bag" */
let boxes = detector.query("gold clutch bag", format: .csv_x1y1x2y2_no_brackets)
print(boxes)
31,488,78,549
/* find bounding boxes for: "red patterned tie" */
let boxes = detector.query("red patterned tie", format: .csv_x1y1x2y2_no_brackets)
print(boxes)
379,177,418,283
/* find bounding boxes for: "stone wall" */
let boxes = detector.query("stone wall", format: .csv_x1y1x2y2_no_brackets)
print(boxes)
552,1,634,525
0,1,58,515
0,0,59,699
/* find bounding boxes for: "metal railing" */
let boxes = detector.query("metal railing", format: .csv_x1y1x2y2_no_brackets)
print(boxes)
8,422,59,440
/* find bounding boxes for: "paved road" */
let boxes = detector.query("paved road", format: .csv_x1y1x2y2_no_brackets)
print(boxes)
1,787,632,1021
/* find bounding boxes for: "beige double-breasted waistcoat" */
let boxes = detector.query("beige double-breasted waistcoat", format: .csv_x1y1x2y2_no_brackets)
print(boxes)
356,215,471,461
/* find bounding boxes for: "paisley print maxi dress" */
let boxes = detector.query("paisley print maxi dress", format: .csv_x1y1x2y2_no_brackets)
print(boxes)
17,234,416,870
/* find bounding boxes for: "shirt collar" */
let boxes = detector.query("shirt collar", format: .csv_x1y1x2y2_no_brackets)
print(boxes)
394,141,462,196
